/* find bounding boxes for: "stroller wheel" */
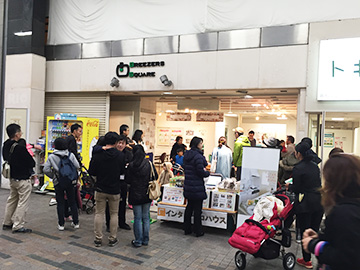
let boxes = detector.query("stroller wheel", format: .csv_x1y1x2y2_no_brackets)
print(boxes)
283,252,295,270
234,251,246,270
86,208,93,214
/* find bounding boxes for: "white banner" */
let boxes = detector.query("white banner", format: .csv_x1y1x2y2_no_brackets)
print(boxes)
49,0,360,45
157,205,228,229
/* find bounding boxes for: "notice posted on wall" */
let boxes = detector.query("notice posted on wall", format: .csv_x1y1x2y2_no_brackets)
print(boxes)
211,191,237,211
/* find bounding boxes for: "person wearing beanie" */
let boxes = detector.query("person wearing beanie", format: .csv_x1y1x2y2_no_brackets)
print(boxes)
287,141,323,269
233,127,250,181
300,137,322,164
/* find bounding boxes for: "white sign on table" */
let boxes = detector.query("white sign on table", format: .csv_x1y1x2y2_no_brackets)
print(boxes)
157,205,228,229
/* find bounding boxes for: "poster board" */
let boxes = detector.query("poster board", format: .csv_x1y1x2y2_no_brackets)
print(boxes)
157,127,183,146
211,191,237,211
140,112,156,151
162,185,185,205
237,147,280,226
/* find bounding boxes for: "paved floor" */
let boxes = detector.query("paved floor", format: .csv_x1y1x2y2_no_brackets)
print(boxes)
0,188,314,270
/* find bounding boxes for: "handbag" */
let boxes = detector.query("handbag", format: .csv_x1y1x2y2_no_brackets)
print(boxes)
2,143,18,179
210,151,218,173
148,161,161,200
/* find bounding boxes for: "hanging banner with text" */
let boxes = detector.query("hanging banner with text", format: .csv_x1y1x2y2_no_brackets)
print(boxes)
196,112,224,122
166,112,191,121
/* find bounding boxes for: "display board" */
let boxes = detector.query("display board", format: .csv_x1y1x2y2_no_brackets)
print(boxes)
140,112,156,151
210,191,237,211
162,185,185,205
157,127,183,146
237,147,280,226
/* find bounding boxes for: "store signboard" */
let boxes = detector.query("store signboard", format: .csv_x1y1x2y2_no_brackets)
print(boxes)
318,37,360,100
157,205,227,229
196,112,224,122
166,112,191,121
115,61,165,78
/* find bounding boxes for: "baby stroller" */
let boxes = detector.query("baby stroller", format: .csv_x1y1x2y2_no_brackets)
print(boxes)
172,163,184,176
228,194,295,270
80,166,96,214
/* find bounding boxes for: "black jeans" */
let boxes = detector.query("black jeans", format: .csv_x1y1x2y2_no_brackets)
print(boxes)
236,166,242,181
297,210,324,262
184,199,203,234
55,183,79,226
106,181,127,228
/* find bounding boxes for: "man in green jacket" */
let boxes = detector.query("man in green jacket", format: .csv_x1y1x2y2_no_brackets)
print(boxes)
233,127,250,181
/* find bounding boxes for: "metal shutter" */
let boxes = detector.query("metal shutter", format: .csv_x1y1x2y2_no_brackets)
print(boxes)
45,92,109,135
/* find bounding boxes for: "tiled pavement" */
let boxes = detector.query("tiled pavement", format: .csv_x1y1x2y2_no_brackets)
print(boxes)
0,188,314,270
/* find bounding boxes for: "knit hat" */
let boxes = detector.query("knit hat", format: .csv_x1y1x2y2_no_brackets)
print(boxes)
264,137,278,148
235,127,244,134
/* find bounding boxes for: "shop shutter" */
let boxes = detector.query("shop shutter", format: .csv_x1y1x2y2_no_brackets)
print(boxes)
44,92,109,135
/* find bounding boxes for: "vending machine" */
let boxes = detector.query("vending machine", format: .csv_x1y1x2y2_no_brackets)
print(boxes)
44,114,99,190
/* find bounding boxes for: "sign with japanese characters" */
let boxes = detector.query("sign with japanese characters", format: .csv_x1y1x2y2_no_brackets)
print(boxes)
157,205,228,229
318,37,360,100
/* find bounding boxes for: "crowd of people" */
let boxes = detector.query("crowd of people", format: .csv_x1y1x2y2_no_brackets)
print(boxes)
2,123,360,269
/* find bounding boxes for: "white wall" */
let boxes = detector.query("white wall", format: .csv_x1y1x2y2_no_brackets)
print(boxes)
4,54,46,144
241,118,297,144
46,45,307,93
224,116,238,150
306,18,360,112
155,113,218,161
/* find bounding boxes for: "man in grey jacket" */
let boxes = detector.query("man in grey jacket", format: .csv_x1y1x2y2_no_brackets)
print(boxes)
44,138,80,231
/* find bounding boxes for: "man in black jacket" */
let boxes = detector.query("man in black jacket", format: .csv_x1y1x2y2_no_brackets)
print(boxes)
2,124,35,233
66,123,82,164
89,132,125,247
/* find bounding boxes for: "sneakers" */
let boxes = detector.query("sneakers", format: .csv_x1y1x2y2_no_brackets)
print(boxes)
108,238,119,247
2,224,13,230
49,197,57,206
94,240,102,247
33,177,40,187
12,227,32,233
58,224,65,231
65,216,73,222
296,258,313,269
71,222,79,229
119,223,131,230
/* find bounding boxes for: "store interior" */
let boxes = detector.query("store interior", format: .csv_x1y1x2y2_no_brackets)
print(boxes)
309,112,360,163
110,89,299,160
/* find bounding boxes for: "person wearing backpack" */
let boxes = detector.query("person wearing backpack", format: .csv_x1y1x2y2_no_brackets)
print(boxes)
44,138,80,231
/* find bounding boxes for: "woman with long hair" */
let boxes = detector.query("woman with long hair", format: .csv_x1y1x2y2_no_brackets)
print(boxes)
211,136,232,178
132,129,147,152
288,141,323,269
302,154,360,270
126,145,157,247
183,136,210,237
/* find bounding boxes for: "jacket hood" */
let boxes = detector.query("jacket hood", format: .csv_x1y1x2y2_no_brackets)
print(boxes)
238,135,250,144
53,149,69,156
102,148,121,159
164,162,172,171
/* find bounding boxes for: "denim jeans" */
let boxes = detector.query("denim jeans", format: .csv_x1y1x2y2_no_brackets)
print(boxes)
132,202,151,246
55,183,78,226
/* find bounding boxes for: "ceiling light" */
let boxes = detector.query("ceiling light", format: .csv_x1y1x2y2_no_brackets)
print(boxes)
244,95,253,99
158,112,162,116
163,92,173,95
331,117,344,121
184,108,189,113
255,116,260,121
165,110,175,113
194,110,198,114
225,113,237,117
14,31,32,36
277,114,287,120
251,104,261,107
